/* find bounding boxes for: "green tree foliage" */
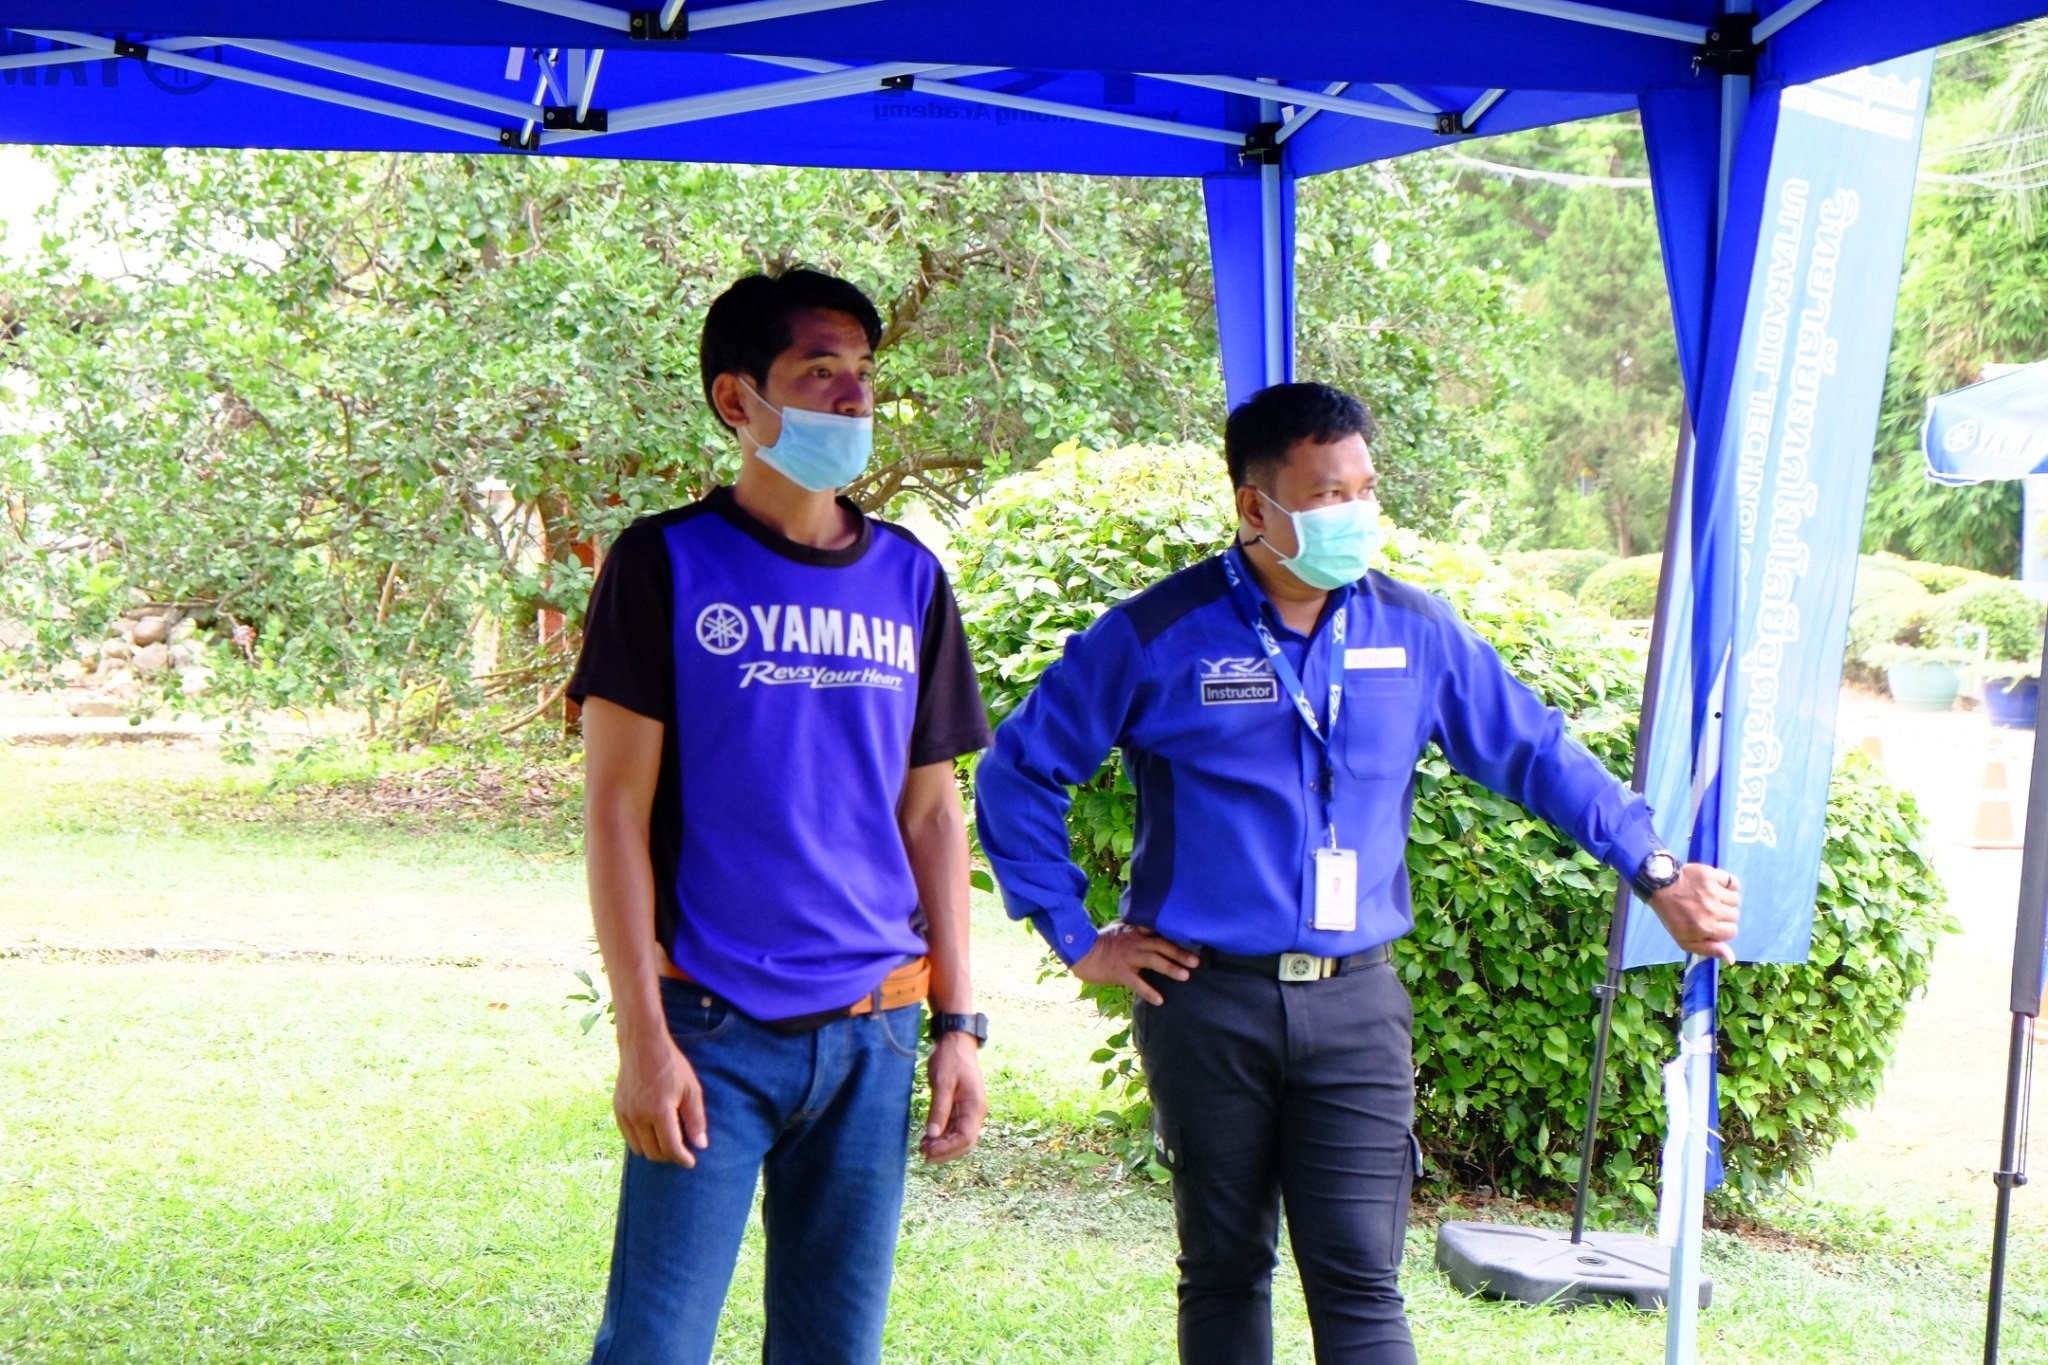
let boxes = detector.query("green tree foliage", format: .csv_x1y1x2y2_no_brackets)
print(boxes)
1296,167,1535,534
953,444,1951,1204
0,148,1525,723
1510,189,1681,557
1864,24,2048,573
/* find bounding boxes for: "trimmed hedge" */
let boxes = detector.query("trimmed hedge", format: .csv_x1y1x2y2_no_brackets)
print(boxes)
1578,553,1663,621
1503,548,1615,599
1928,579,2045,665
1846,554,2042,678
954,443,1953,1207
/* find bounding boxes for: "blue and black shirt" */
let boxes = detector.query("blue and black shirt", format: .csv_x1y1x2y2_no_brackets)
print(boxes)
974,545,1660,964
568,486,990,1021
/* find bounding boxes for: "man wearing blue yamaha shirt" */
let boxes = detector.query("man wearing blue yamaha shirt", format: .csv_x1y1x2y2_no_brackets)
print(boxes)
974,382,1740,1364
569,270,992,1365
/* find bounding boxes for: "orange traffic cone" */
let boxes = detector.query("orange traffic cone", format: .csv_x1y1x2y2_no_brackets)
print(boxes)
1968,745,2025,850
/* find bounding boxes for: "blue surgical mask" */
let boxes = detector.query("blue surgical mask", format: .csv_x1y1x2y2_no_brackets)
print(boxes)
740,380,873,492
1256,489,1384,591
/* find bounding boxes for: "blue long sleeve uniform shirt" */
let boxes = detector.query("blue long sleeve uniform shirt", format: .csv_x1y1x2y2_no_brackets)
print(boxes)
974,546,1663,964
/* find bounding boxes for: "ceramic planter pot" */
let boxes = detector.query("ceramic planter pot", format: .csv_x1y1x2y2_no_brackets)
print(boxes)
1885,660,1961,713
1984,675,2039,730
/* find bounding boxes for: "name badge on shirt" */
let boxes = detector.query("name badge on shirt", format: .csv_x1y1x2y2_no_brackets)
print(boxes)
1313,847,1359,932
1345,646,1407,670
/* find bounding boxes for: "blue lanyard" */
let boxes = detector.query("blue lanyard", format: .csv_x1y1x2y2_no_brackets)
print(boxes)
1221,546,1345,845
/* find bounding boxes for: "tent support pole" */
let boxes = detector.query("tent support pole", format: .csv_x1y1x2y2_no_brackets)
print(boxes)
1667,17,1750,1359
1259,96,1286,386
1568,951,1624,1241
1984,603,2048,1362
1985,1013,2031,1364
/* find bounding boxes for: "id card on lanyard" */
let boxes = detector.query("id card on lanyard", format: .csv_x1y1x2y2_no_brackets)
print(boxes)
1220,547,1357,932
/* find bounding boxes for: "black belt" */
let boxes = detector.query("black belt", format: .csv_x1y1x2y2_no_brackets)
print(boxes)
1201,941,1392,982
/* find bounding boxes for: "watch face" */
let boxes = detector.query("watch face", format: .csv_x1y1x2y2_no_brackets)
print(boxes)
1646,852,1679,883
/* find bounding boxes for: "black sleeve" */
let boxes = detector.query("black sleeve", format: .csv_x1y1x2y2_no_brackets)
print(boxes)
911,568,992,766
567,519,674,722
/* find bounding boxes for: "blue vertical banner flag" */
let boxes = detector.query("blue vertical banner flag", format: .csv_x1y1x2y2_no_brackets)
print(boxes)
1625,53,1935,968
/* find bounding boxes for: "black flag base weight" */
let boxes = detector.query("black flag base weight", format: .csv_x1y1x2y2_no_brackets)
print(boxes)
1434,1222,1713,1312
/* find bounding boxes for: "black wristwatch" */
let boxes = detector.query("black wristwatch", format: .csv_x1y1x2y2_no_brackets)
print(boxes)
928,1012,989,1047
1631,850,1682,902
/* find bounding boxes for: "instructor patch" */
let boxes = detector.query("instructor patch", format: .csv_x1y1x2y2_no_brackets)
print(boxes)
1198,657,1279,705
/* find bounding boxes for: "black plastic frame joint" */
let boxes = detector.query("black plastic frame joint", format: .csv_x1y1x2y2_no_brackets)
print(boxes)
629,9,688,39
542,105,608,132
112,38,150,61
1434,110,1466,137
1239,121,1283,167
499,127,542,151
1694,14,1758,77
881,74,916,92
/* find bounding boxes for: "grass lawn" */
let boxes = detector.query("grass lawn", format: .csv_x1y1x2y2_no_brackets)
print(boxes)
3,736,2045,1362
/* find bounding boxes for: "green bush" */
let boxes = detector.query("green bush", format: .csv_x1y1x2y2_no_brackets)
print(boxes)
1845,557,1935,683
1927,579,2045,665
1503,548,1615,599
1578,553,1663,620
955,442,1952,1207
1874,552,1993,596
1407,750,1949,1205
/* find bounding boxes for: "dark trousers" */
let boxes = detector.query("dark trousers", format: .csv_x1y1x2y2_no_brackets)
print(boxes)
1134,961,1419,1365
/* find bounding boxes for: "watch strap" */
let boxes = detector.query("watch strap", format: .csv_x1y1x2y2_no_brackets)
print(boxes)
928,1012,989,1045
1631,851,1680,902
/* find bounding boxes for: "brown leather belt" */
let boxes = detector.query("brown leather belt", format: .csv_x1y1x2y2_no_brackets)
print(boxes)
660,952,930,1035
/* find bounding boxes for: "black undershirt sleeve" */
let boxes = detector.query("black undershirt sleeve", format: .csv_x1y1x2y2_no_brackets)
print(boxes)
910,569,992,767
567,519,675,721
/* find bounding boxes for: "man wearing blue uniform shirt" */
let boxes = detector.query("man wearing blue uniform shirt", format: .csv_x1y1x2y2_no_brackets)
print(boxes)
974,382,1740,1364
569,269,992,1365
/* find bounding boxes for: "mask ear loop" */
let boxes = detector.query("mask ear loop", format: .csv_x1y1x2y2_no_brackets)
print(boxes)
734,377,781,454
1249,487,1300,564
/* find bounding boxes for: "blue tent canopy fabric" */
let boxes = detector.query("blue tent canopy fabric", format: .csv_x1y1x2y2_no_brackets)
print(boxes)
0,33,1639,172
5,1,2045,91
1923,361,2048,486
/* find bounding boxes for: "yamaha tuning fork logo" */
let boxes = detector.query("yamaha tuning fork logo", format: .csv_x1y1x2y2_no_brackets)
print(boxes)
695,603,749,655
1198,657,1279,706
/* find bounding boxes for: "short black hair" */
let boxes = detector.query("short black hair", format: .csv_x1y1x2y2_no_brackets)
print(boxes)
699,269,884,429
1223,382,1378,488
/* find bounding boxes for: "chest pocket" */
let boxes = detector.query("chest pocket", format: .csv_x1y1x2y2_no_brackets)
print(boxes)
1337,677,1425,780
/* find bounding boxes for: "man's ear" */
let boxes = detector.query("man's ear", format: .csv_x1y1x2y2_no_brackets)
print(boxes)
708,372,752,434
1235,483,1267,537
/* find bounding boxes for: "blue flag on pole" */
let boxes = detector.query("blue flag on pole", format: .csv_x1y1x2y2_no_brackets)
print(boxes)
1626,53,1936,969
1922,360,2048,486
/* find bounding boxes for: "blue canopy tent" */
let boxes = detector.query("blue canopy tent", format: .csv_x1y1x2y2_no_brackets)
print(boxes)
5,4,2047,1360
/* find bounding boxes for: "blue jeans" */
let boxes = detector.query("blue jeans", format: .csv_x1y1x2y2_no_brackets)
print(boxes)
589,977,923,1365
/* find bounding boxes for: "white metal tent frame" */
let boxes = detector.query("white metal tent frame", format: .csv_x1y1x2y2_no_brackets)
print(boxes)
2,0,1851,171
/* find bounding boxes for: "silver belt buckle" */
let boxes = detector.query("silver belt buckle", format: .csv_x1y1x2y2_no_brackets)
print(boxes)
1278,952,1323,982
